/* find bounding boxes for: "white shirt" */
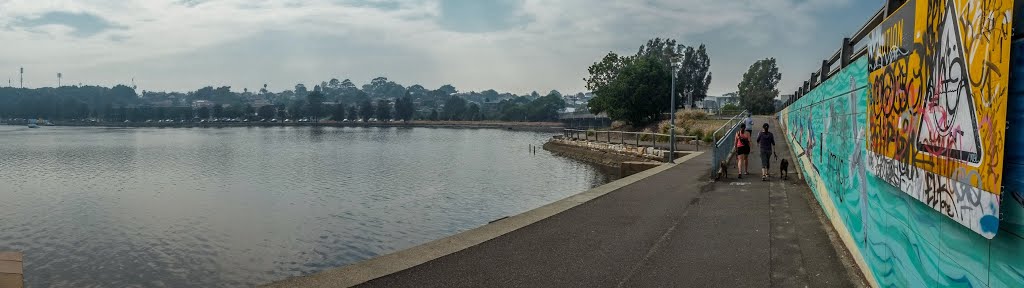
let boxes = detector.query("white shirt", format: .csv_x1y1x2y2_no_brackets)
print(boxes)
743,117,753,130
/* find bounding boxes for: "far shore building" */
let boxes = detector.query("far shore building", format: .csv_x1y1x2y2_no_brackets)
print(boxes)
191,100,214,110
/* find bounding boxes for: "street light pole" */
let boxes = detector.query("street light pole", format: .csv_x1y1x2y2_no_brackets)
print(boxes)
669,64,676,163
668,44,683,163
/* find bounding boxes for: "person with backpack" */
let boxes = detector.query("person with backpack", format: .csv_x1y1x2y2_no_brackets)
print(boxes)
757,123,776,181
735,124,751,178
743,113,753,135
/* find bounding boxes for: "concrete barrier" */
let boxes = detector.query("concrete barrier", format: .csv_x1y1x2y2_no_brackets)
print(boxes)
0,252,23,288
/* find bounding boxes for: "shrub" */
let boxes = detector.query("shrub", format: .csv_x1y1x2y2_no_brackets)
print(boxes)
677,109,709,121
691,128,704,141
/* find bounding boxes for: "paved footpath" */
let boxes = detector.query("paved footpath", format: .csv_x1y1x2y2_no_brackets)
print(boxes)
290,117,864,288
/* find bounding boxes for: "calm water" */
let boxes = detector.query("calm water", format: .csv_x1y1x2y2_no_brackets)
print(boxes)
0,125,611,287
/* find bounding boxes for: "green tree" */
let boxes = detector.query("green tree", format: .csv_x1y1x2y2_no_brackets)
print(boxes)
243,104,255,119
737,58,782,115
586,53,670,126
197,106,210,119
429,108,439,121
363,77,406,99
287,99,305,119
347,105,358,121
394,92,416,123
436,84,457,96
465,103,481,121
376,99,392,121
332,103,346,121
212,104,224,119
677,44,712,109
722,103,741,112
306,90,325,121
257,105,275,119
442,95,467,120
359,100,373,122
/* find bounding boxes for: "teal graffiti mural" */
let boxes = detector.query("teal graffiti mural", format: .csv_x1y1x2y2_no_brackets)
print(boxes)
780,56,1023,287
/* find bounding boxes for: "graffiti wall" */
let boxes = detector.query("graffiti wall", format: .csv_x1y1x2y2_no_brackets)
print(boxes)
864,0,1012,238
782,54,1023,287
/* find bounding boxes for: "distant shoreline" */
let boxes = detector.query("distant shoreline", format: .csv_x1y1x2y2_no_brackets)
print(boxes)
18,120,566,132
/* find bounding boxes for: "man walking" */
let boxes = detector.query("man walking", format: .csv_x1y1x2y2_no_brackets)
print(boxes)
757,123,776,181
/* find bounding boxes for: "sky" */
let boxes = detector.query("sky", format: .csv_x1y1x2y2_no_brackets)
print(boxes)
0,0,884,96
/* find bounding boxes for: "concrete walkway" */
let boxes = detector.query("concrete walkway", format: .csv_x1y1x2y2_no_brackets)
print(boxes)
275,117,864,287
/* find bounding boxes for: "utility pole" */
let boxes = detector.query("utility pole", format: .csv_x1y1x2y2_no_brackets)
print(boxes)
668,44,683,163
19,67,24,88
58,73,62,87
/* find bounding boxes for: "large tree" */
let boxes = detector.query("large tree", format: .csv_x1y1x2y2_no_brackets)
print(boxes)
359,99,374,122
197,106,210,119
212,104,224,119
737,58,782,115
306,90,325,121
677,44,712,109
394,92,416,123
347,105,358,121
442,95,467,121
332,103,346,121
585,38,680,126
465,103,481,121
376,99,392,121
258,105,275,119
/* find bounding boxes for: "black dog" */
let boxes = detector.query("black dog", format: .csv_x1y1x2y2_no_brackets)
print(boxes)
717,160,729,180
779,158,789,180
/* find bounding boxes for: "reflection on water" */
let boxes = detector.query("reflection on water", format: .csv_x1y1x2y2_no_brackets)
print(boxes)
0,126,611,287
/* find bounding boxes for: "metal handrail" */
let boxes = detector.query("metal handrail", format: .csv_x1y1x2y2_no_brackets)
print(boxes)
711,110,747,146
710,110,748,178
561,129,700,151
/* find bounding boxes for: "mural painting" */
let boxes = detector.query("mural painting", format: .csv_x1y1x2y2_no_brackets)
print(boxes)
865,0,1012,238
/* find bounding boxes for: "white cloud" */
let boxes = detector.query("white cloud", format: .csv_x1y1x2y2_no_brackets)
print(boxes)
0,0,865,95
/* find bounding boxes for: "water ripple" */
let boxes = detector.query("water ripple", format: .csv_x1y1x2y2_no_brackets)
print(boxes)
0,125,611,287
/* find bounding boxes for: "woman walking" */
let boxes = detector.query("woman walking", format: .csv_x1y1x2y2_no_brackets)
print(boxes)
735,124,751,178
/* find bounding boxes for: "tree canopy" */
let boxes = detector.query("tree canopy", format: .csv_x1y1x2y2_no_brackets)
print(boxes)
0,75,576,123
676,44,712,109
585,38,713,126
737,58,782,115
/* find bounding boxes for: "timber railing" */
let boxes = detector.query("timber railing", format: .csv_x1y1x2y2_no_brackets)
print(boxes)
561,129,700,151
710,110,748,176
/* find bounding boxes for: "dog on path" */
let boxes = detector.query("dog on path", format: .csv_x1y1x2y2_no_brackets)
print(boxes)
717,160,729,180
779,158,789,180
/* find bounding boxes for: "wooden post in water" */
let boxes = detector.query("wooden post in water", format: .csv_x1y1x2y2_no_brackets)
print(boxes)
0,251,23,288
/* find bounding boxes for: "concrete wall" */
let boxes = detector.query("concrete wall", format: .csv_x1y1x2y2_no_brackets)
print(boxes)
780,29,1022,288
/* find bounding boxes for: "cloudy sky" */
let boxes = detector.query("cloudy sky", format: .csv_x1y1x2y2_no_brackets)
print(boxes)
0,0,882,96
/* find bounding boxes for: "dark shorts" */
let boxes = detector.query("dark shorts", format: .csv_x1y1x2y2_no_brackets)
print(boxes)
737,146,750,155
761,150,771,169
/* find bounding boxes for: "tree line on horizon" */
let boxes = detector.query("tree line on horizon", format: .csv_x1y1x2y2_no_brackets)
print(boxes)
584,37,781,127
0,77,568,123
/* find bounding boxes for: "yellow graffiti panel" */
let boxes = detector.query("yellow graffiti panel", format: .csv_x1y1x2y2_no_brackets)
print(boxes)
866,0,1011,238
